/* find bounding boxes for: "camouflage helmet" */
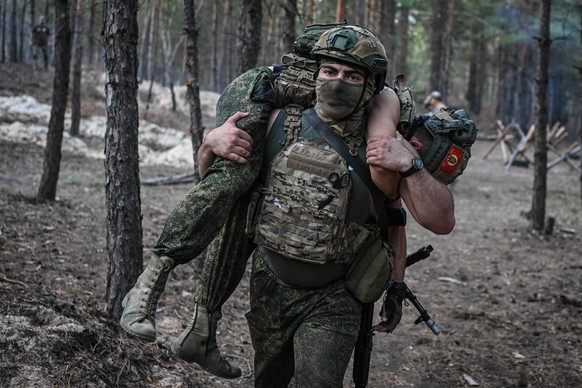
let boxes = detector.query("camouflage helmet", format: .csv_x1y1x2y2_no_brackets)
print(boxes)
410,109,478,185
311,25,388,94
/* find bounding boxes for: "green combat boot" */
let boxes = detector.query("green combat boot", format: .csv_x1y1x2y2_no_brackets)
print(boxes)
120,253,174,342
172,304,242,379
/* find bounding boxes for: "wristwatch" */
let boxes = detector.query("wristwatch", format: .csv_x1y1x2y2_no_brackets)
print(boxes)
400,157,424,177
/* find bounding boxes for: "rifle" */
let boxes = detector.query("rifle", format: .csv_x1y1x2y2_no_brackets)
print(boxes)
352,245,438,387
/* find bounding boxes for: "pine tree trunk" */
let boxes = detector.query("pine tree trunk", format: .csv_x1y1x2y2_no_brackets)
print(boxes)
1,0,5,63
139,0,152,81
336,0,345,22
37,0,71,202
30,0,36,27
379,0,395,80
9,0,16,62
281,0,295,55
239,0,262,73
87,0,95,66
103,0,142,319
466,36,485,115
579,5,582,202
530,0,551,231
184,0,203,179
217,0,231,91
70,0,84,137
428,2,445,93
496,43,519,124
211,0,218,91
18,0,25,61
394,3,410,77
516,43,534,130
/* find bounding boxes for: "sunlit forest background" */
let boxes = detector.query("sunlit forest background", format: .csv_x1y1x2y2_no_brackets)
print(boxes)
2,0,581,137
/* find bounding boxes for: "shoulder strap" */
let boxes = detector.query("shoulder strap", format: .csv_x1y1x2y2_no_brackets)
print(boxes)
304,108,389,238
282,104,303,146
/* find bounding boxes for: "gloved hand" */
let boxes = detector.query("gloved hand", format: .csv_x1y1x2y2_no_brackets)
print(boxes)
372,282,405,333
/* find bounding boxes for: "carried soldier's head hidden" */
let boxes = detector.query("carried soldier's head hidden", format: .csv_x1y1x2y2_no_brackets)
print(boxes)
407,109,478,185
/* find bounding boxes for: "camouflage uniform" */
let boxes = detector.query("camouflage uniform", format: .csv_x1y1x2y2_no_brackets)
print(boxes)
243,102,375,387
152,67,274,267
247,247,361,387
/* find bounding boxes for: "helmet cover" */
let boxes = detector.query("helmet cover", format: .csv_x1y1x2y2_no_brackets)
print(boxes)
411,109,478,185
311,25,388,94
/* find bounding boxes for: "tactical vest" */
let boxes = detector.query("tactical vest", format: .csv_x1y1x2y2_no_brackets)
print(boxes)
252,106,376,265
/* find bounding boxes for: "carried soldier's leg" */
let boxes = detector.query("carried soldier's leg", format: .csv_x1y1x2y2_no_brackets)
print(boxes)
120,67,274,344
172,191,257,378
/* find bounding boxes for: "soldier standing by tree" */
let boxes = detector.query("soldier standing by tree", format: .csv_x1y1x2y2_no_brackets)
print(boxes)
30,16,50,68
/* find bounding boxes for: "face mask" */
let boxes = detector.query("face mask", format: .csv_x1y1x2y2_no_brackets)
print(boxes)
314,78,365,121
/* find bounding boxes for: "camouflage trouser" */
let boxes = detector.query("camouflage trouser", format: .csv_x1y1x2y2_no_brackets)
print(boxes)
246,247,362,388
152,67,274,271
192,185,258,311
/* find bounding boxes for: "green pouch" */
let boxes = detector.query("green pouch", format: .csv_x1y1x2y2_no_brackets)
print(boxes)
345,236,394,303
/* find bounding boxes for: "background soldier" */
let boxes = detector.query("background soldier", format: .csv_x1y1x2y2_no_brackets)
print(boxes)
423,90,447,114
30,16,50,69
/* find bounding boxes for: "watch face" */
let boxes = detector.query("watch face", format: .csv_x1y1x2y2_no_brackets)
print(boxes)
414,158,424,170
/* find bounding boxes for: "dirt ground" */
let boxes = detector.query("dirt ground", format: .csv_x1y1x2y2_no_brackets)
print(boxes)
0,62,581,388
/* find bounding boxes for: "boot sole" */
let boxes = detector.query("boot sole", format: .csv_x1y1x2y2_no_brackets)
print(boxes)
120,320,156,343
170,342,242,379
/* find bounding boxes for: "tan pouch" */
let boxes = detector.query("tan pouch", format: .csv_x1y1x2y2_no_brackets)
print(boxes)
345,236,394,303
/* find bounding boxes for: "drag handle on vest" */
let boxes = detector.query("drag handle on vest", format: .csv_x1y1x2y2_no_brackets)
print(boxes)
353,302,374,388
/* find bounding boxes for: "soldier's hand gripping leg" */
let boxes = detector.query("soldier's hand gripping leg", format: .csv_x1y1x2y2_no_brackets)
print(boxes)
119,253,175,342
172,304,242,379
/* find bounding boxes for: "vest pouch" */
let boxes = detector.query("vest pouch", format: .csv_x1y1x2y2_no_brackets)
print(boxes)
345,235,395,303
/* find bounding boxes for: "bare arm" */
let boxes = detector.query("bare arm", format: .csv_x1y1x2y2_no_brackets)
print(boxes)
196,111,254,176
399,167,455,234
366,136,455,234
366,88,401,199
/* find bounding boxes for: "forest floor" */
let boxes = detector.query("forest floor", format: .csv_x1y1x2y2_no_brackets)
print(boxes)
0,62,581,388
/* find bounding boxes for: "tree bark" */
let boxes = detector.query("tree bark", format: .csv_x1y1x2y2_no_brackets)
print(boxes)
217,0,231,91
87,0,96,66
37,0,71,202
70,0,84,137
530,0,551,231
184,0,203,179
139,0,152,81
281,0,295,55
579,5,582,201
496,42,519,124
466,35,485,115
238,0,262,73
336,0,345,22
103,0,142,319
379,0,395,81
394,2,410,77
8,0,16,62
18,0,26,61
2,0,6,63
